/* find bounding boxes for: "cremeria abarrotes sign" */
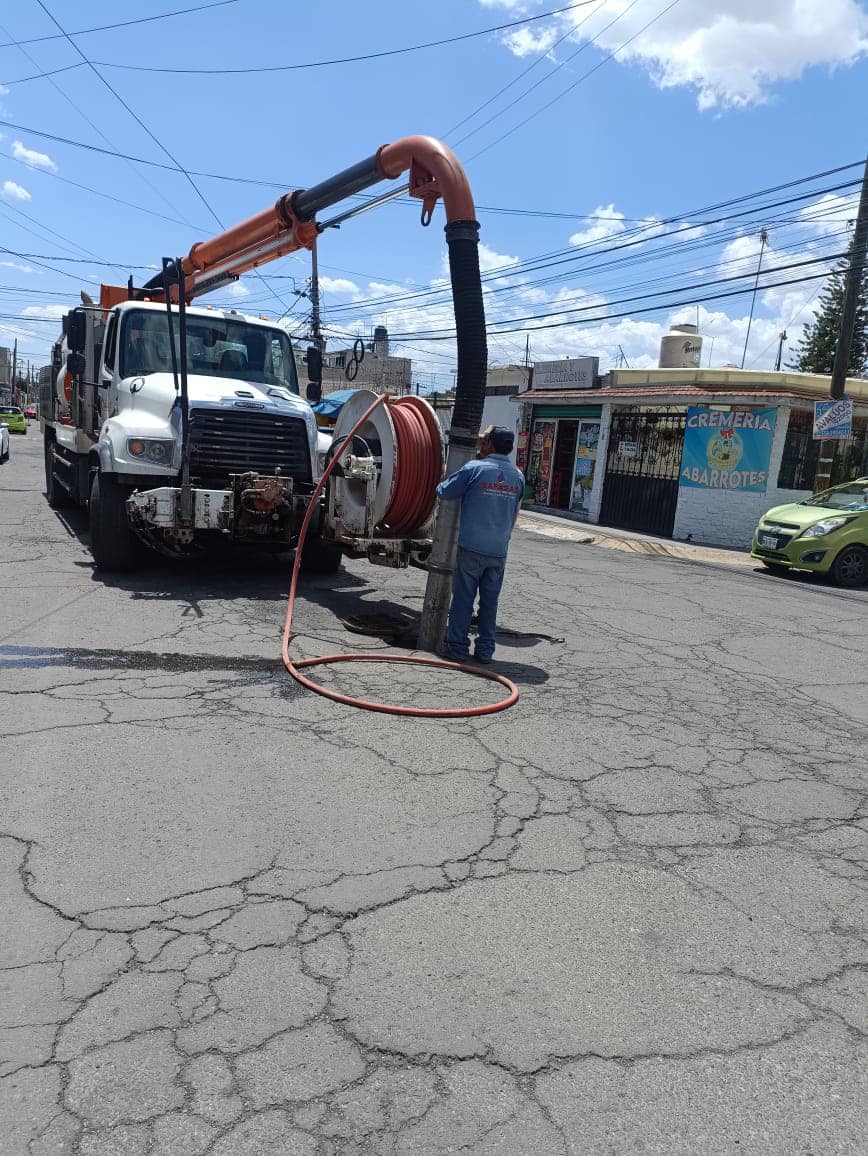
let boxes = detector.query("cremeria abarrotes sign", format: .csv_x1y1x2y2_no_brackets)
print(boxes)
679,407,777,493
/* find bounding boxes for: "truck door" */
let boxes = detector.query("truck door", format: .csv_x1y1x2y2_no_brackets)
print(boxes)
100,311,119,424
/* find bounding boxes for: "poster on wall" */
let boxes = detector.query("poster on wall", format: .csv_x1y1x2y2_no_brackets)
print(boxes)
527,419,557,503
679,407,777,493
813,398,852,440
570,420,601,514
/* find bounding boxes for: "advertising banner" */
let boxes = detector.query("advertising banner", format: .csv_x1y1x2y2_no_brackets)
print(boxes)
570,420,600,514
813,398,852,440
679,407,777,493
527,419,557,503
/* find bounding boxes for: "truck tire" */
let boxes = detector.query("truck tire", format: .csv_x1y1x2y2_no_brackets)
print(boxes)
45,441,71,508
299,535,343,575
89,472,141,572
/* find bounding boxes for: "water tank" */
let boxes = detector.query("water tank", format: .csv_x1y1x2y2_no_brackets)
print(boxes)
659,323,703,369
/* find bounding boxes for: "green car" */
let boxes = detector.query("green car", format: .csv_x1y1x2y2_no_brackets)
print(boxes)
0,405,26,434
751,477,868,587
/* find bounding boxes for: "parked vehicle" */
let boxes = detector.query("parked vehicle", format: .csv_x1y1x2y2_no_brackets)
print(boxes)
751,477,868,587
24,404,37,420
0,405,26,434
0,421,9,463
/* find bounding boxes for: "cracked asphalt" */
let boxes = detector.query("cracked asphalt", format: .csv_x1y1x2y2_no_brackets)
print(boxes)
1,431,866,1155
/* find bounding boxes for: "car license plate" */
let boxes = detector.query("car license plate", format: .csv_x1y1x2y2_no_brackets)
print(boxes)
760,534,780,549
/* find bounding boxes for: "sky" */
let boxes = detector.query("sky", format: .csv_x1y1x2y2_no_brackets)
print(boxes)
0,0,866,390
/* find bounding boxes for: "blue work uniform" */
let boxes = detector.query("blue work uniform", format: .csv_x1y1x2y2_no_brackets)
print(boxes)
436,453,525,660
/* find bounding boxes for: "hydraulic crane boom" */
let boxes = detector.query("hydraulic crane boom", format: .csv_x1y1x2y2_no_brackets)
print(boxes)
98,136,476,308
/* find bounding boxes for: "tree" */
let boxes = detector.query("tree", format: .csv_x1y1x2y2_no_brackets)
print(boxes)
789,258,868,378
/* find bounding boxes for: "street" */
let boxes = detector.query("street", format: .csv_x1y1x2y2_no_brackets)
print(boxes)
1,430,866,1155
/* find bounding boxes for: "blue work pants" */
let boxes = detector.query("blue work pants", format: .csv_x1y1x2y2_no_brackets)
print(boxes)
445,547,506,660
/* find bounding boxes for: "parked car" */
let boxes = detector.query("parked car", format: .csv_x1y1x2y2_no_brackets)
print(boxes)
23,403,37,420
0,405,26,434
0,422,9,463
751,477,868,587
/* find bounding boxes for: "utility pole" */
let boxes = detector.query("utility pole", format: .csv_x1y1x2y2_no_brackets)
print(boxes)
309,234,324,355
813,155,868,493
774,331,787,372
740,227,768,369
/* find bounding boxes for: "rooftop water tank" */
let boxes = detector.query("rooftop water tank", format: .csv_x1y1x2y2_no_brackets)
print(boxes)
659,323,703,369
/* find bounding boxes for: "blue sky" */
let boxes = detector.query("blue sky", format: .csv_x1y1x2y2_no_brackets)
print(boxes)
1,0,866,388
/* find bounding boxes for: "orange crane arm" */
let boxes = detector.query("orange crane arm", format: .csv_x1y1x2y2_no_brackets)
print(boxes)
101,135,476,310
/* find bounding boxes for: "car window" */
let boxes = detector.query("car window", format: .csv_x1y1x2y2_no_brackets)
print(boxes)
802,483,868,513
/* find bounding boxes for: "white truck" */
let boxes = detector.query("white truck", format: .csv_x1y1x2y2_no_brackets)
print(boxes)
41,298,339,572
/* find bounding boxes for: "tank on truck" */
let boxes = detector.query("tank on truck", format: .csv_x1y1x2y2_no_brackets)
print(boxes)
96,135,488,651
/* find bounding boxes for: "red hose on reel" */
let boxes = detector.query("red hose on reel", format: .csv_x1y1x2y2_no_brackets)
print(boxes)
281,393,519,717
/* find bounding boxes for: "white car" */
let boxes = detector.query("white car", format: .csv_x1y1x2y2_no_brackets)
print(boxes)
0,422,9,464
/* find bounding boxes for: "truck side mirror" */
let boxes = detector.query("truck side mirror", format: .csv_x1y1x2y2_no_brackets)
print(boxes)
306,380,322,403
64,309,87,355
67,352,86,378
306,345,322,380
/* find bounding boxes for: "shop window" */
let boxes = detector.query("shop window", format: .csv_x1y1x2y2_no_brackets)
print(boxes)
778,411,868,490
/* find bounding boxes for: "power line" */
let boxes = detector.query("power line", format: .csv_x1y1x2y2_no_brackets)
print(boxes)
20,2,603,81
0,0,240,49
466,0,682,163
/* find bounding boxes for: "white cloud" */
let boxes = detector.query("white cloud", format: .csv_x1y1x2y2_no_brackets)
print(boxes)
569,204,627,247
2,180,31,202
799,192,859,237
0,260,36,274
225,281,251,299
477,242,521,273
319,275,359,295
486,0,868,109
11,139,57,171
21,304,66,320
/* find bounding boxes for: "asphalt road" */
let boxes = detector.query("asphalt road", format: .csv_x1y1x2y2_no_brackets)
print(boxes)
1,429,866,1155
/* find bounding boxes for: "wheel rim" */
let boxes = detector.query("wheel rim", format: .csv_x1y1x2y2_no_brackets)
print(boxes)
838,549,867,583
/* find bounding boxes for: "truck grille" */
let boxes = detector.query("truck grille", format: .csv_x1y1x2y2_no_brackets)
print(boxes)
188,408,312,484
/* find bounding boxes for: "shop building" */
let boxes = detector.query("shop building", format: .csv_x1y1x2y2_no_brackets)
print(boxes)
514,365,868,549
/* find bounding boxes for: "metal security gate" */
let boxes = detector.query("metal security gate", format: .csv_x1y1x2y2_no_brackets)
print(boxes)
599,410,687,537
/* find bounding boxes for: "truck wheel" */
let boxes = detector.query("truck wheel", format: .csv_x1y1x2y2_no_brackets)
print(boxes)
45,441,71,508
299,535,343,575
830,544,868,588
89,472,141,572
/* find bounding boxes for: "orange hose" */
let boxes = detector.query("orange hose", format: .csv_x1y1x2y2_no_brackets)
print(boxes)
281,393,519,717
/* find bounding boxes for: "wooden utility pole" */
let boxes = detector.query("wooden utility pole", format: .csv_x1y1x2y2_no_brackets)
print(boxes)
813,156,868,493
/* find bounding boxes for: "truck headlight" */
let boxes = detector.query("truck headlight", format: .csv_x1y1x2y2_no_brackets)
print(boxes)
127,438,175,464
801,516,849,539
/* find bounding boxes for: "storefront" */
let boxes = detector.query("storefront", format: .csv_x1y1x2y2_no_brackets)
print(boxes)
518,405,603,516
515,358,602,520
514,367,868,548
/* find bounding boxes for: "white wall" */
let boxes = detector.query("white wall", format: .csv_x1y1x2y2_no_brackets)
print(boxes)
672,406,810,548
480,395,521,464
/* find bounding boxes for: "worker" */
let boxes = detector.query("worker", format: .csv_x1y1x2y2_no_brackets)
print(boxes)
436,425,525,664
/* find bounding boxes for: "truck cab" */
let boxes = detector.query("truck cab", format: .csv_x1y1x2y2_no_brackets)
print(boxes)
43,301,335,571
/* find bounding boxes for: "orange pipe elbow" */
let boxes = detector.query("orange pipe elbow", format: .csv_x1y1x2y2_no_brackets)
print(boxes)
377,135,476,222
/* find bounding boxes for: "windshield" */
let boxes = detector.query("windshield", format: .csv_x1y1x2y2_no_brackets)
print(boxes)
803,482,868,513
0,407,22,415
119,309,299,394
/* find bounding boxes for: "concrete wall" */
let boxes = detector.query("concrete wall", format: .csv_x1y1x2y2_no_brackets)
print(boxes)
481,395,521,465
672,407,810,548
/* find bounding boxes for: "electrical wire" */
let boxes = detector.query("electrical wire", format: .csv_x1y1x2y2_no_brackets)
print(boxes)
0,0,240,49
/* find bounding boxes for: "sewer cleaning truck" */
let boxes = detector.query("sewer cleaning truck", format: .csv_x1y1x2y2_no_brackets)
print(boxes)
39,132,488,636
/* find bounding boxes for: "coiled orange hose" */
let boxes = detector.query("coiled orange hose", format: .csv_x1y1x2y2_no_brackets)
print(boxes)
281,393,519,717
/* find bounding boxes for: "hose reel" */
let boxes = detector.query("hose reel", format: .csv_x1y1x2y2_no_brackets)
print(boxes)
326,389,444,541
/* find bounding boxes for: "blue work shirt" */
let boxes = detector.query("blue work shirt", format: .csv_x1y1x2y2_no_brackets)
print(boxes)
436,453,525,558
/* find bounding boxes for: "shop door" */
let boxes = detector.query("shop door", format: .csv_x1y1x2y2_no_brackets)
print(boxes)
548,420,578,509
599,411,687,537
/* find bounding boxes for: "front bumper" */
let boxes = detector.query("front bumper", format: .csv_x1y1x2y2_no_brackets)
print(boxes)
127,474,308,545
751,533,833,573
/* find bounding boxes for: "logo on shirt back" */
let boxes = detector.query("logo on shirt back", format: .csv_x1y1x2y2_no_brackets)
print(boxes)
481,471,521,497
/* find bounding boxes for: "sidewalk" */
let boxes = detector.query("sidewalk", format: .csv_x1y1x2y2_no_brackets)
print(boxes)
517,507,755,569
